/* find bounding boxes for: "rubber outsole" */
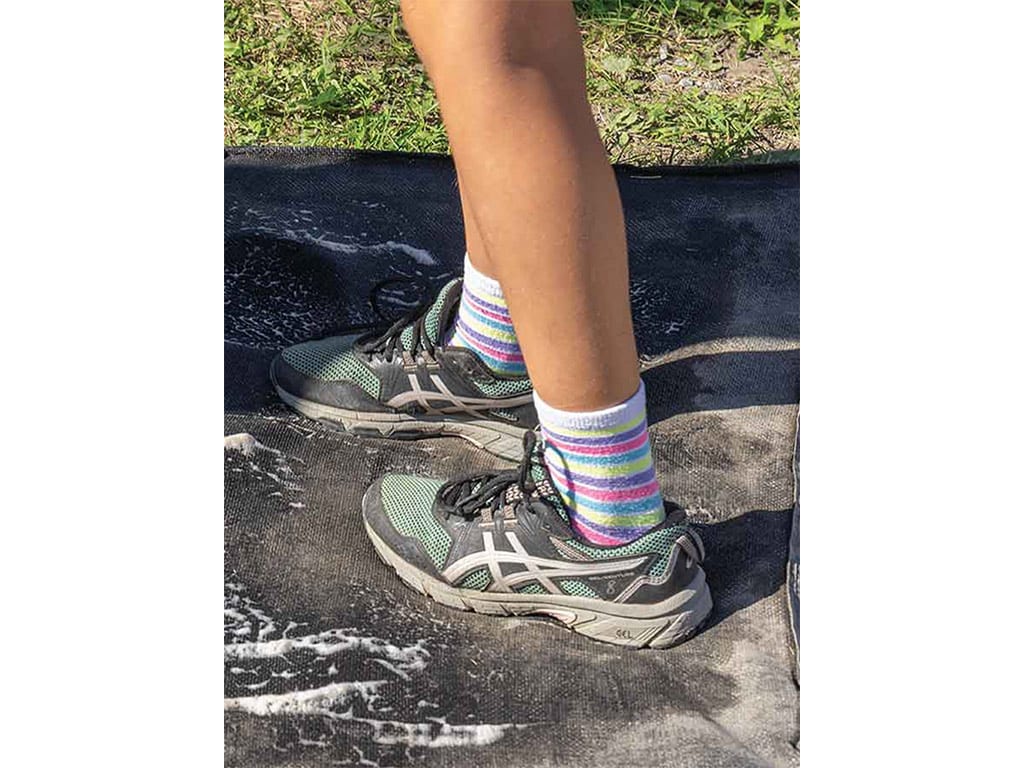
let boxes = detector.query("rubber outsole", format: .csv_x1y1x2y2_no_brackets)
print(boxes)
272,376,529,462
361,489,713,649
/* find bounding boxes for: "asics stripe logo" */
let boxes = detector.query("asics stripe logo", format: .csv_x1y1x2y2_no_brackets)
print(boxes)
385,373,532,415
442,531,648,593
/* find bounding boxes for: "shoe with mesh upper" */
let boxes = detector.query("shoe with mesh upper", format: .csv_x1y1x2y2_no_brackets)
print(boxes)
271,279,536,461
361,432,713,648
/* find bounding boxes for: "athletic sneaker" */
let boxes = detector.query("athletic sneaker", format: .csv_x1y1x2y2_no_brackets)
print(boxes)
271,279,536,460
361,432,712,648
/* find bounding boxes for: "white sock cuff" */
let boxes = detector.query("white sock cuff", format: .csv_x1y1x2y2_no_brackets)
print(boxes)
463,253,504,299
533,380,647,432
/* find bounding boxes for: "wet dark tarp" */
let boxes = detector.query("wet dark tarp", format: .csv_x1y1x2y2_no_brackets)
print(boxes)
224,147,800,768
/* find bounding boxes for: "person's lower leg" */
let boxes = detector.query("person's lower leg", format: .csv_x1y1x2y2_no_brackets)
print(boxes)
457,173,493,275
403,0,664,541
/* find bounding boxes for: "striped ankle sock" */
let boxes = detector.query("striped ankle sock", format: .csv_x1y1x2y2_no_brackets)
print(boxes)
536,382,665,545
446,254,527,377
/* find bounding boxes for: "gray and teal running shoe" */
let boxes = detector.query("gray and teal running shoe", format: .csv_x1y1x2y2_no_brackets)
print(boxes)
271,279,536,461
361,432,712,648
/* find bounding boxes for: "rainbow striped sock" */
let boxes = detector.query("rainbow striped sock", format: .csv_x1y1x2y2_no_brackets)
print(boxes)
536,382,665,545
446,254,527,377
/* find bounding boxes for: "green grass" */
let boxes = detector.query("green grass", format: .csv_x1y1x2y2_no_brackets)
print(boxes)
224,0,799,165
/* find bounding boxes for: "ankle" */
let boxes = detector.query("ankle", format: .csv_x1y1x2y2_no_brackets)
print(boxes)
536,382,665,545
447,253,527,377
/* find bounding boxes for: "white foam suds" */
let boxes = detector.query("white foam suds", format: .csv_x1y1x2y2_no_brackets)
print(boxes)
224,629,429,676
382,241,435,265
223,579,531,753
225,682,523,749
224,433,303,493
224,680,386,717
224,580,278,642
303,235,436,266
235,222,437,266
223,432,260,456
366,718,521,748
370,658,412,681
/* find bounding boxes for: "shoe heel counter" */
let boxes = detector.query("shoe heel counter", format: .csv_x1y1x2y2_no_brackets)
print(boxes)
619,529,705,605
663,528,705,592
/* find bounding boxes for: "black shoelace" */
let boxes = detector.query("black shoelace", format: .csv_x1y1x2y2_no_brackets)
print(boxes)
437,432,542,520
353,278,457,363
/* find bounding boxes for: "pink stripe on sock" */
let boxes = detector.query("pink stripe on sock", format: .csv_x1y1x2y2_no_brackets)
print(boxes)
545,458,655,494
463,291,511,323
549,468,661,504
543,429,650,457
570,517,629,546
455,327,525,363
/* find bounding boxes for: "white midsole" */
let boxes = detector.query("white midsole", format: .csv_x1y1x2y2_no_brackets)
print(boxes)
274,381,529,459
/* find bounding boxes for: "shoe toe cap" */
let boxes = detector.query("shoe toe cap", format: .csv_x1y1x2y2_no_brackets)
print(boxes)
271,336,387,412
362,474,451,576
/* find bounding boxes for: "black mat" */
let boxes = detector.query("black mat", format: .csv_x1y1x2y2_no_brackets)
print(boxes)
224,147,800,768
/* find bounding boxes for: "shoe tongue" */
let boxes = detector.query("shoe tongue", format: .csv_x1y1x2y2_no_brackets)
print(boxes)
431,278,463,341
399,278,462,348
